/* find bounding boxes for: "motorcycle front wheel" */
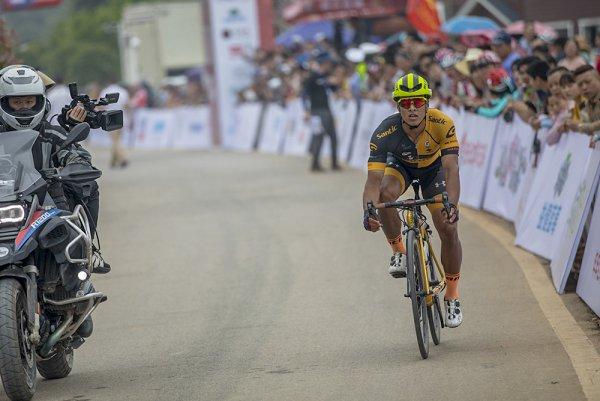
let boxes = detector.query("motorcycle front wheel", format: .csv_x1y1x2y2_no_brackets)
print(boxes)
0,278,36,401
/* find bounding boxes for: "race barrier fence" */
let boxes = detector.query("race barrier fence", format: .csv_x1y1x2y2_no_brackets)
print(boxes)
96,101,600,315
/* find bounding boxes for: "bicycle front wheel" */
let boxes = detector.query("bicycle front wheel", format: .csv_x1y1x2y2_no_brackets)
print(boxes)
406,230,429,359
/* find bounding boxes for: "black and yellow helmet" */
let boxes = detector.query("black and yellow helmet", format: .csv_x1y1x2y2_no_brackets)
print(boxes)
392,73,432,102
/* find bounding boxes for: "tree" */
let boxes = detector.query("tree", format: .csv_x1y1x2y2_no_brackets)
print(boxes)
0,17,20,66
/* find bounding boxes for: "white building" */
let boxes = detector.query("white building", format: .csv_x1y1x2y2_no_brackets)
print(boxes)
120,1,208,86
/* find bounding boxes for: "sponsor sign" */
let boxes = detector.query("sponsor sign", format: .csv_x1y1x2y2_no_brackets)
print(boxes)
576,179,600,316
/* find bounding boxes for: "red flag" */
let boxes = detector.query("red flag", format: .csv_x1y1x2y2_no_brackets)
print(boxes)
406,0,441,36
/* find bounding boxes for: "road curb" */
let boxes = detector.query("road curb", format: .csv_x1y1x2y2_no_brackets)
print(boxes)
462,208,600,401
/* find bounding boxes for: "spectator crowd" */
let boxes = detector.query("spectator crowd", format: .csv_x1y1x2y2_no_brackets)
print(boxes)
238,23,600,147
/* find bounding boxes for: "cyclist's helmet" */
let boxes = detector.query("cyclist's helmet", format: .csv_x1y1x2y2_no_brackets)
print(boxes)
0,65,46,130
392,73,432,102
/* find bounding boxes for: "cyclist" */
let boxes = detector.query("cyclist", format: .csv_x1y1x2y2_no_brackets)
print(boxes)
362,73,463,327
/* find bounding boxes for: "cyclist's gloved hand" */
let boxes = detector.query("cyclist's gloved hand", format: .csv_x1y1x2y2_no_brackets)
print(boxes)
363,202,381,232
443,203,459,224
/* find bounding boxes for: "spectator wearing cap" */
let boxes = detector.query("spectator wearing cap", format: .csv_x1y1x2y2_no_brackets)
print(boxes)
558,38,589,71
303,52,340,172
491,31,521,79
475,67,517,119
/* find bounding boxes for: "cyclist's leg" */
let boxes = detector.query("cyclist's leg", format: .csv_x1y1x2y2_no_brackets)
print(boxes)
422,167,462,299
379,163,409,251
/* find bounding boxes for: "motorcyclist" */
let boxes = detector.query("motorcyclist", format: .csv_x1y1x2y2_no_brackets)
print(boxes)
0,65,110,274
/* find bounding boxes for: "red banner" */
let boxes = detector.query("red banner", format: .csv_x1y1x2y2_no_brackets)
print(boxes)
2,0,61,12
283,0,406,24
406,0,440,36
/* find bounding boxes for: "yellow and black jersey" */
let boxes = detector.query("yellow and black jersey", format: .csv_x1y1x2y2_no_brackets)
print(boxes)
367,108,459,171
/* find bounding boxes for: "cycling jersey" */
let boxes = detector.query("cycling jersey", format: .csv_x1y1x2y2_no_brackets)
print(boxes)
367,108,459,171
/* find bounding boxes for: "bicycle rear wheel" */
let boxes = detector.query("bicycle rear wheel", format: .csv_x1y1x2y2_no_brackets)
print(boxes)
427,251,443,345
406,230,429,359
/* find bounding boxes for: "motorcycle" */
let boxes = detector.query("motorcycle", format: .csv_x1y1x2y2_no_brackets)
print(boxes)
0,123,105,401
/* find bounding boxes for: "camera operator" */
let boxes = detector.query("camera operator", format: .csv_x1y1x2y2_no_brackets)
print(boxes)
0,65,110,274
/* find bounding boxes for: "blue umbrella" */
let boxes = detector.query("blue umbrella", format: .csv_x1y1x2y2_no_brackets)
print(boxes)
442,16,500,35
276,20,354,47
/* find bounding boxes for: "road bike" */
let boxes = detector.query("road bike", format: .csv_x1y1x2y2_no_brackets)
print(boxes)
372,180,450,359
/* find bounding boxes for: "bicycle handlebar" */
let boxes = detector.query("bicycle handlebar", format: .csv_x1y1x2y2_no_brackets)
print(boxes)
373,192,451,212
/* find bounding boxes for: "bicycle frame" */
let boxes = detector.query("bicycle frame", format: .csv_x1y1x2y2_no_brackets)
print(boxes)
404,208,446,306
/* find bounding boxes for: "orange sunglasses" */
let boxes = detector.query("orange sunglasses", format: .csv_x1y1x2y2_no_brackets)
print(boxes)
398,97,427,109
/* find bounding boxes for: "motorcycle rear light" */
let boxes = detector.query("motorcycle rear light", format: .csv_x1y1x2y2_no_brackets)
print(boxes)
0,205,25,225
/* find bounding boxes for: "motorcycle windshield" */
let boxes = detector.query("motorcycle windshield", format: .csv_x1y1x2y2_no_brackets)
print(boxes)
0,130,42,202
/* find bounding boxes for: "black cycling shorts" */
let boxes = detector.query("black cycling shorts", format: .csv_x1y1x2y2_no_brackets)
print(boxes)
384,153,446,210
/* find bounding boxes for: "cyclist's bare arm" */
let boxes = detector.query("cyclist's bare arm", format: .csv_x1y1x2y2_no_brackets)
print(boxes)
363,169,384,210
441,154,460,205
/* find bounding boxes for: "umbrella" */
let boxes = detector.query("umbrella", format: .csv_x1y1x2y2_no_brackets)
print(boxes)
505,21,557,39
442,16,500,35
275,20,354,47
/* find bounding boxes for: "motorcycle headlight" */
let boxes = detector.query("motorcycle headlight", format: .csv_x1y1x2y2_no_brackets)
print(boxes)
0,205,25,225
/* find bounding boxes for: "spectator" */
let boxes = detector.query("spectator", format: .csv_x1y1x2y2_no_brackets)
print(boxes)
526,59,551,113
559,72,583,122
565,65,600,136
475,67,517,119
491,31,521,78
303,53,340,172
547,66,569,96
101,78,130,169
558,38,588,71
519,22,538,55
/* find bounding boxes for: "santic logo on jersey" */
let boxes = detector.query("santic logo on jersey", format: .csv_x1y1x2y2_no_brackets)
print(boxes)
376,125,397,139
428,116,446,125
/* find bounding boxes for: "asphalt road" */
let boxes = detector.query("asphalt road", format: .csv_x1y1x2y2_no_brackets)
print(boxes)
11,149,587,401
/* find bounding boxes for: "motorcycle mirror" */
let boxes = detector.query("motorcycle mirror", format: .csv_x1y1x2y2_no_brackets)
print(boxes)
63,123,90,148
69,83,79,100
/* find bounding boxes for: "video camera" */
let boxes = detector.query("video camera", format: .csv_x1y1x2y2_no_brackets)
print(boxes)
58,83,123,132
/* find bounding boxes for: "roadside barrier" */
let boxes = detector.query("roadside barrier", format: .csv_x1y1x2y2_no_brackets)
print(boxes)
96,101,600,314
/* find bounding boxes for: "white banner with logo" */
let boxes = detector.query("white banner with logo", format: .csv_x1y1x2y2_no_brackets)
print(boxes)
171,107,212,149
131,109,176,149
348,101,378,170
257,103,286,154
577,180,600,316
348,101,397,170
458,113,498,209
515,133,597,263
324,98,359,162
550,145,600,292
209,0,260,147
282,99,311,156
483,116,535,222
229,102,263,152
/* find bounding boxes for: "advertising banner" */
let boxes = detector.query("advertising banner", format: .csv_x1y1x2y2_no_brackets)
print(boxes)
348,101,396,170
171,107,212,149
577,180,600,316
483,116,535,222
550,146,600,293
458,113,498,209
257,103,287,153
230,102,263,152
282,100,312,156
132,109,176,149
209,0,260,147
515,133,596,262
